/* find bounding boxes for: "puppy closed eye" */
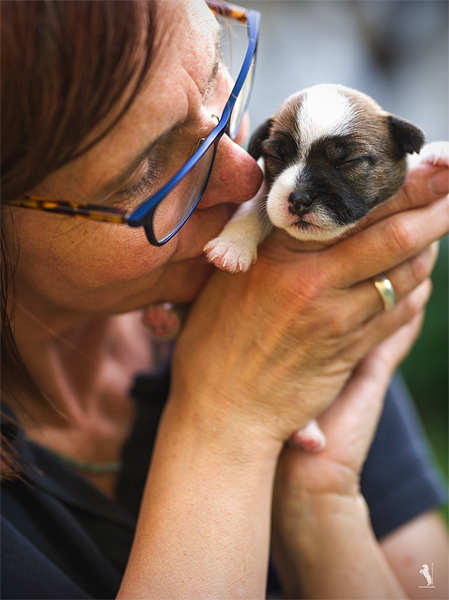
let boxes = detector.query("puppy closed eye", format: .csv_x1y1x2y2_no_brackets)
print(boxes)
263,134,298,165
335,155,375,171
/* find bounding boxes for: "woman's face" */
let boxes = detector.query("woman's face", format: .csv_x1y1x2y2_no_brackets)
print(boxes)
12,0,262,319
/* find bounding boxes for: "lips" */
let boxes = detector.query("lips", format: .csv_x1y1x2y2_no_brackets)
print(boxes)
292,217,324,232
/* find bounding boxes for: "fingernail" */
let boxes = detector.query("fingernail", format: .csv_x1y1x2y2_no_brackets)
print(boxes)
430,170,449,195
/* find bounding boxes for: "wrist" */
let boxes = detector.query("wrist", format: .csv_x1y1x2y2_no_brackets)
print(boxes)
273,481,367,542
271,490,406,599
123,392,282,599
271,492,399,599
162,388,284,467
274,446,362,503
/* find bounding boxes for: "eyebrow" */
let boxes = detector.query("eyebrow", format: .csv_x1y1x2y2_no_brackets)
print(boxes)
97,29,223,202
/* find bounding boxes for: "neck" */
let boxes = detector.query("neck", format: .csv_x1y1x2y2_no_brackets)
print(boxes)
10,301,154,440
6,299,158,499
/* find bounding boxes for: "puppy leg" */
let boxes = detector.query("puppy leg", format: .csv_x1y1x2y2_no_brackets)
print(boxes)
289,419,327,452
204,188,272,273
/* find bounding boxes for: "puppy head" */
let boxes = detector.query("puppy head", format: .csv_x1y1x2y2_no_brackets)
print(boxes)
249,84,425,242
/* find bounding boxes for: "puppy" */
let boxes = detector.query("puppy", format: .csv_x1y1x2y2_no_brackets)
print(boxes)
204,84,448,451
204,84,427,272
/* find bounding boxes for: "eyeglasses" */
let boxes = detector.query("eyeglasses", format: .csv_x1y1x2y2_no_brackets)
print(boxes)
4,1,260,246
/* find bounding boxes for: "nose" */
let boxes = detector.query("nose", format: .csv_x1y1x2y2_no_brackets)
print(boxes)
197,134,263,209
288,190,314,216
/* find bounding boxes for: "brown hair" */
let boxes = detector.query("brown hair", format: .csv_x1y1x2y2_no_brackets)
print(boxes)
1,0,159,478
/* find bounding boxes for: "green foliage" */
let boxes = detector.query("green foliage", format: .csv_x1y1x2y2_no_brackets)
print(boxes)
401,236,448,520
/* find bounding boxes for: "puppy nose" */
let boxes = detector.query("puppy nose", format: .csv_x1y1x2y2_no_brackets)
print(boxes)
288,190,313,216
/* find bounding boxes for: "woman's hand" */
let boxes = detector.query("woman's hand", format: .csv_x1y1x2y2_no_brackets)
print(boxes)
275,308,426,499
171,159,447,451
269,312,427,599
121,159,447,600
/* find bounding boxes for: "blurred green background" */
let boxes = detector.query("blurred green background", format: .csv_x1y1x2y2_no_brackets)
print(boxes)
402,235,448,519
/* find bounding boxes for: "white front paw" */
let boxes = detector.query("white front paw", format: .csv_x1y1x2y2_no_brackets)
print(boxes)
204,237,257,273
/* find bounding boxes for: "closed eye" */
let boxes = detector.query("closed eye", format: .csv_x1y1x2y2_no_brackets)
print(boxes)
114,160,162,205
335,155,375,170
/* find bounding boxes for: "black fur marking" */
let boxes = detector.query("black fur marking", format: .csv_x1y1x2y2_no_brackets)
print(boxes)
248,118,274,160
252,89,426,233
388,115,426,156
282,134,407,227
263,130,300,172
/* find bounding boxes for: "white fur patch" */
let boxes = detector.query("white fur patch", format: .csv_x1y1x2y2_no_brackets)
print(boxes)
266,163,355,242
266,164,300,228
298,84,356,155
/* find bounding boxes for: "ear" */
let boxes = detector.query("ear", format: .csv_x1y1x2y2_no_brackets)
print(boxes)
387,115,426,155
247,117,274,160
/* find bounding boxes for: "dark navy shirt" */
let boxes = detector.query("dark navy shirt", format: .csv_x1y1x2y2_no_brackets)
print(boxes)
1,371,446,599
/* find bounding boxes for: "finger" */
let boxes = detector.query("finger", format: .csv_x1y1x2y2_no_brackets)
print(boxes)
326,194,448,288
315,311,425,455
368,241,438,316
379,241,439,305
364,310,425,375
331,312,426,449
333,242,437,327
350,278,432,361
360,160,449,227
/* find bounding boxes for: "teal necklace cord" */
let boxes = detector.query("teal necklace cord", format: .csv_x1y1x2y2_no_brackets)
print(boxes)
50,450,122,474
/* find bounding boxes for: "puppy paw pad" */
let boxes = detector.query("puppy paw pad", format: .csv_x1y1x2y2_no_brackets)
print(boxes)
204,238,255,273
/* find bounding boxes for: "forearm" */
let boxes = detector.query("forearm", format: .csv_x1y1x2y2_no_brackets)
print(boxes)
272,490,407,599
118,398,281,599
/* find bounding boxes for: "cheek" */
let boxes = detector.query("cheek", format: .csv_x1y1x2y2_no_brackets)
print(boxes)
81,225,171,283
16,216,174,296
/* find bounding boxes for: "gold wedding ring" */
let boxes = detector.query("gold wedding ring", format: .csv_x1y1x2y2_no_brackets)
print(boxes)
372,274,397,311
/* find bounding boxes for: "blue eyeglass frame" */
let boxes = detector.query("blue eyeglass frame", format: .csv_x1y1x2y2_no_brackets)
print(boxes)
6,1,260,246
128,1,261,245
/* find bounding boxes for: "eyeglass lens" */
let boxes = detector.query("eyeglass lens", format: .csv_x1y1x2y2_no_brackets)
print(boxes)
150,143,216,244
229,54,256,139
146,17,255,245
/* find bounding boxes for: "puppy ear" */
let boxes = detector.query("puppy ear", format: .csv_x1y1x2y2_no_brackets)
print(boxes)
248,118,274,160
387,115,426,155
